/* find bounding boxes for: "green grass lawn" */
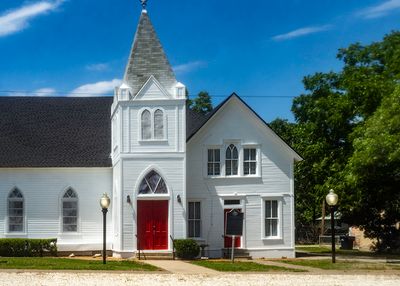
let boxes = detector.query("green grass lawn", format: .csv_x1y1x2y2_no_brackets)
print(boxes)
296,245,400,258
280,259,400,271
192,260,305,272
0,257,158,271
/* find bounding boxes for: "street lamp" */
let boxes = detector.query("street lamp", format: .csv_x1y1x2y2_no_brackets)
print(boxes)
100,193,111,264
326,189,338,263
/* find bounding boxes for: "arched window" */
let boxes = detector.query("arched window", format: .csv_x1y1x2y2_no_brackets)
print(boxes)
139,170,168,194
62,188,78,232
154,109,164,139
8,188,24,232
225,144,238,176
141,110,152,140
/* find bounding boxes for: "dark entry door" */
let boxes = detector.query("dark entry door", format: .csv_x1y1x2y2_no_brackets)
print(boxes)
137,200,168,250
224,209,242,248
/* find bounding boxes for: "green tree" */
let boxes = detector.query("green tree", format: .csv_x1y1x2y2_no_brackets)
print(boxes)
341,86,400,251
189,91,212,114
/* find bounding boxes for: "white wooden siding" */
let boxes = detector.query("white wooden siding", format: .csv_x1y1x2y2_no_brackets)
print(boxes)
0,168,112,251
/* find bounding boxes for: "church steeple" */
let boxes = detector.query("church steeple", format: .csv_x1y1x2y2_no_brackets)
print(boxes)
122,8,177,97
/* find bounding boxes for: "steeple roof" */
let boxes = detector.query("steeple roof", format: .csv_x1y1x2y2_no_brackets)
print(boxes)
123,11,177,96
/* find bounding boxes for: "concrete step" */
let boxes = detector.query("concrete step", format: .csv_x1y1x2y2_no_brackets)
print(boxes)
222,248,252,260
137,252,174,260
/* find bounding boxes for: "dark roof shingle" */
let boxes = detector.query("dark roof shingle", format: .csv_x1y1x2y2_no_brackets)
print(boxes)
0,97,113,168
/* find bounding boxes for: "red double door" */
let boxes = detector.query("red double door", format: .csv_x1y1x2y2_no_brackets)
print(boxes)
137,200,168,250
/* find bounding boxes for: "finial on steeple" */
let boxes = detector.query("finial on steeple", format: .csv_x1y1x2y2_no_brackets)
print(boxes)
140,0,148,10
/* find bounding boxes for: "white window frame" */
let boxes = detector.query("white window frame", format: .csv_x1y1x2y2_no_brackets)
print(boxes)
261,196,283,240
61,188,79,233
225,143,239,177
242,145,260,176
207,148,221,176
7,188,25,234
139,108,167,142
187,201,202,239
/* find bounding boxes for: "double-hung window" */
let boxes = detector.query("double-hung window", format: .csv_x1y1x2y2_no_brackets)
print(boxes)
62,188,78,232
244,148,257,175
265,200,279,237
207,149,220,176
188,202,201,238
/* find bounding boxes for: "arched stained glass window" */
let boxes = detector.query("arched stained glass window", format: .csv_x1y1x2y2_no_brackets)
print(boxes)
154,109,164,139
139,170,168,194
62,188,78,232
8,188,24,232
225,144,238,176
141,109,151,140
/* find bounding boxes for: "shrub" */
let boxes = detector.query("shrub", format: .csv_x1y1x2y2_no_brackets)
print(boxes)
173,239,200,259
0,238,57,257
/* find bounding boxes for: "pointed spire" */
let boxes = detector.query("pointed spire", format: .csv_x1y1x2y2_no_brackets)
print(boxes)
123,8,177,96
140,0,148,10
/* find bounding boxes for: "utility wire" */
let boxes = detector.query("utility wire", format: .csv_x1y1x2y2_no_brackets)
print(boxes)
0,90,296,98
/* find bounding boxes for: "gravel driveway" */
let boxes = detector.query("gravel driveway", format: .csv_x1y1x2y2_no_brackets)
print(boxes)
0,272,399,286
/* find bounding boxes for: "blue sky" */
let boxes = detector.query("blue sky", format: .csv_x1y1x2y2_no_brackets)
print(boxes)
0,0,399,122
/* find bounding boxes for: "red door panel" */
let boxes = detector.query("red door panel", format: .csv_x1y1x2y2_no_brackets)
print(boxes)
224,209,241,248
137,200,168,250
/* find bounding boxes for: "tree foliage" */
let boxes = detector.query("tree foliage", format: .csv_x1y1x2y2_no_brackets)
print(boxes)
188,91,213,114
270,31,400,250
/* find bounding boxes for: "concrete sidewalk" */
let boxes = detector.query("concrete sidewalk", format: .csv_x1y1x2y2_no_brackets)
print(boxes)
143,260,219,274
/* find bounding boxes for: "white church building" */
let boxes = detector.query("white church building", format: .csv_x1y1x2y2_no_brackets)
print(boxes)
0,5,302,259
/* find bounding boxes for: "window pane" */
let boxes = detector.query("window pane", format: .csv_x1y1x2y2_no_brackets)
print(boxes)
207,163,213,176
265,220,271,237
188,221,194,237
226,160,232,175
215,150,220,161
272,201,278,217
195,221,201,237
232,160,238,175
250,162,256,174
266,201,271,218
9,189,23,198
224,200,240,205
63,209,77,217
64,225,77,232
194,202,201,219
155,178,167,194
9,201,23,209
214,163,220,175
139,180,151,194
244,162,249,175
232,147,238,159
9,224,23,232
226,148,231,159
141,110,151,140
189,202,194,219
208,150,213,161
63,217,77,225
154,109,164,139
63,201,77,209
250,149,256,160
8,208,23,216
9,217,23,224
271,219,278,236
244,149,249,160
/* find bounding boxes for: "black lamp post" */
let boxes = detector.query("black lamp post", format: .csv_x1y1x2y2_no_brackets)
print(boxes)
326,189,338,263
100,193,111,264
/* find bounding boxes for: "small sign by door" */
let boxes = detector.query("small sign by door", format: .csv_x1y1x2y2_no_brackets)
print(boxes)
225,209,244,236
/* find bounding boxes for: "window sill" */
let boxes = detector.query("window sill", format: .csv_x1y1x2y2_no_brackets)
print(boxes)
262,237,282,241
205,175,261,179
4,232,28,237
138,139,168,144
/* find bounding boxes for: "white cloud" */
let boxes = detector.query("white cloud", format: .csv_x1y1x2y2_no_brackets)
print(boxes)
272,25,332,41
357,0,400,19
173,61,207,75
0,0,65,37
9,87,56,97
70,79,122,97
86,63,110,72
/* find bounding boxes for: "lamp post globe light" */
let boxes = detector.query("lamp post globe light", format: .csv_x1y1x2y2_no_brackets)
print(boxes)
100,193,111,264
326,189,338,263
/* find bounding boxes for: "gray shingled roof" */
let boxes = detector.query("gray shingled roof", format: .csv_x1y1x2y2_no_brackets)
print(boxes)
123,11,177,96
0,97,113,168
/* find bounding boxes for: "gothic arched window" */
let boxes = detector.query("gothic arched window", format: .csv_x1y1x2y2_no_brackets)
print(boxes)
225,144,238,176
154,109,164,139
139,170,168,194
62,188,78,232
8,188,24,232
141,109,152,140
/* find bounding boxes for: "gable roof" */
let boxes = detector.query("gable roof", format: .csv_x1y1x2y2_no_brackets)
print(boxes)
0,97,113,168
123,11,177,96
186,93,303,161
